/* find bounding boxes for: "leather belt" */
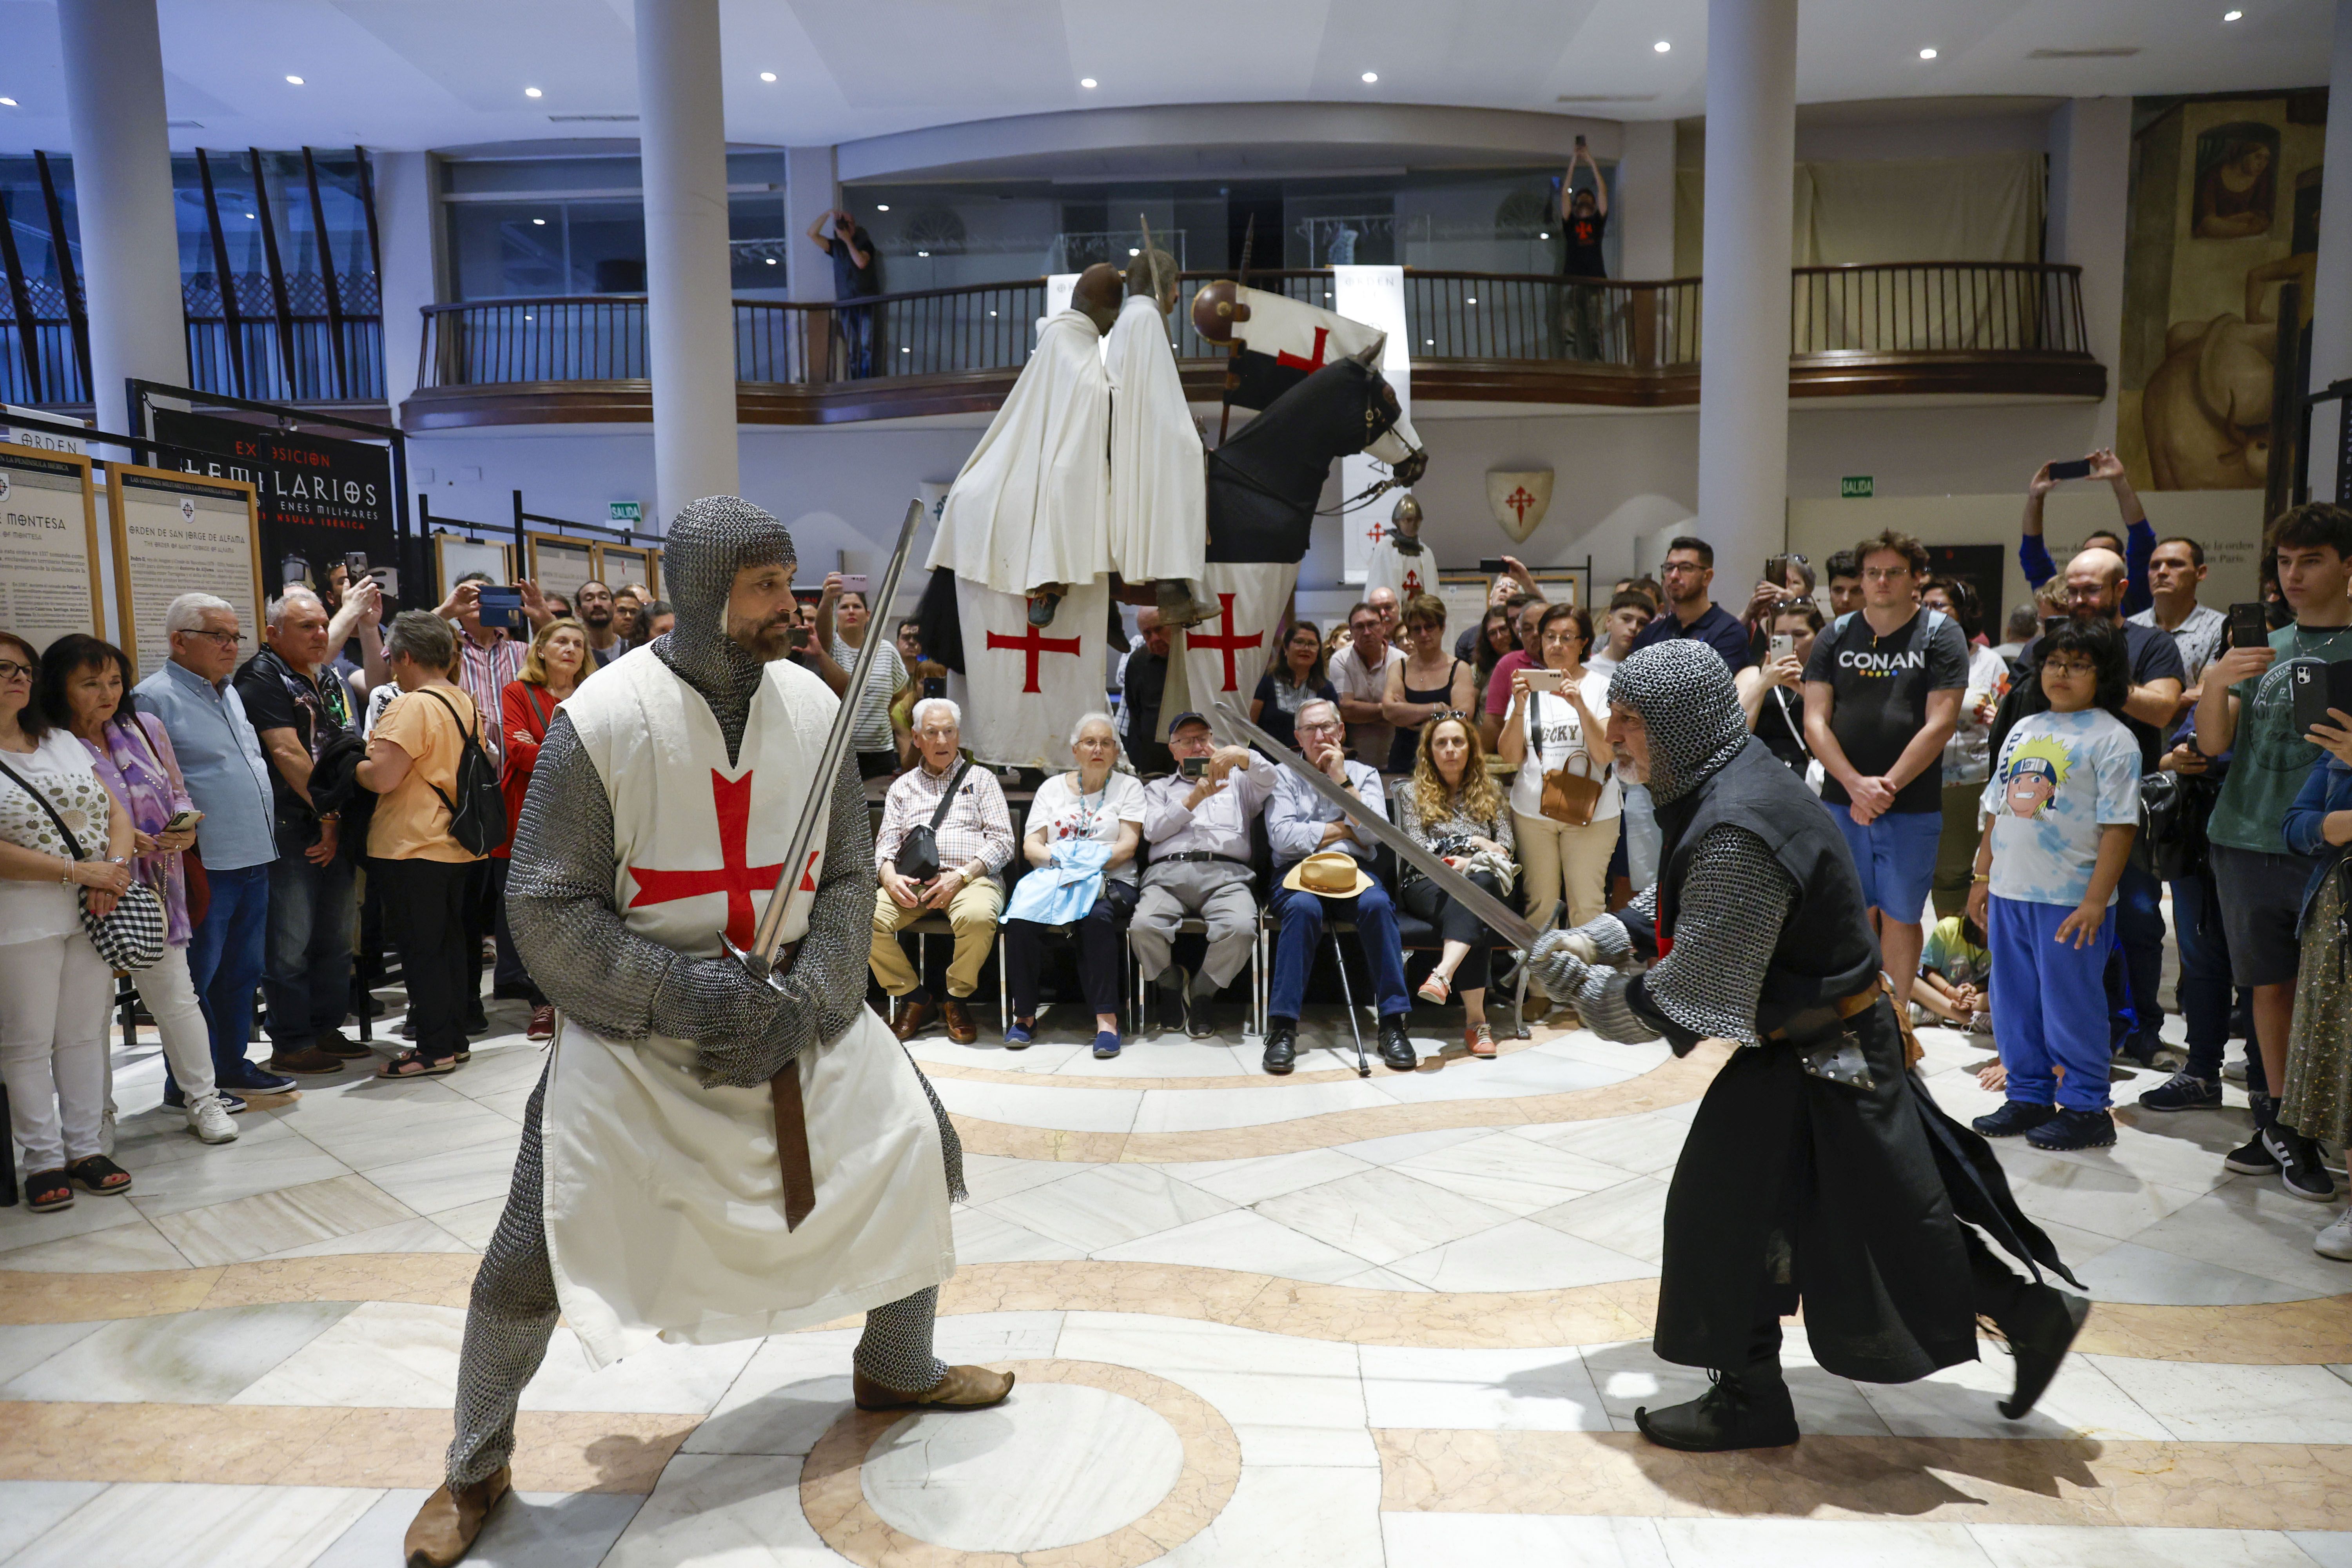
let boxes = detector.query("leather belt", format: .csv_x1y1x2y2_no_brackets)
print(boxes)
762,939,817,1231
1151,851,1252,867
1762,984,1879,1042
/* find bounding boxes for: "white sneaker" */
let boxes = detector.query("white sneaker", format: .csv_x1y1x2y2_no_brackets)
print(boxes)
185,1092,240,1144
2316,1209,2352,1261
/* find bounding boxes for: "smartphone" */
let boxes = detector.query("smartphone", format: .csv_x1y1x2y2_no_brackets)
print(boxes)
2046,457,2094,482
1180,756,1208,779
2289,658,2352,738
1478,557,1509,575
788,625,810,652
2227,601,2270,652
1764,554,1793,587
838,573,870,596
345,551,370,578
162,808,202,833
476,585,523,632
2040,615,2071,646
1524,668,1566,694
922,675,946,700
281,555,309,586
1575,134,1588,149
1770,633,1795,662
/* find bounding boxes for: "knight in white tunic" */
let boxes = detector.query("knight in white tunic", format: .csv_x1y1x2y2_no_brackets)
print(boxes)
1105,248,1209,626
927,263,1122,628
403,497,1012,1568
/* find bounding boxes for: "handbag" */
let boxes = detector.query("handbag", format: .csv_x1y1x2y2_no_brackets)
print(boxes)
1531,694,1605,826
0,754,166,971
894,759,971,881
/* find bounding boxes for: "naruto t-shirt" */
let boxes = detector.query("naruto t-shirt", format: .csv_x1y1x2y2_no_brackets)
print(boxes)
1979,709,2143,908
1804,608,1970,813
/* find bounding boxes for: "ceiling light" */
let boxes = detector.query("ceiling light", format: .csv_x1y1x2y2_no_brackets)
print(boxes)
917,249,929,256
1361,71,1379,83
285,74,305,84
875,203,889,211
524,86,542,98
1080,77,1097,89
1465,296,1477,305
532,217,546,225
2224,7,2243,16
765,256,777,264
1128,247,1140,256
1539,231,1550,239
989,309,997,316
902,346,911,353
243,211,256,218
0,98,17,108
1653,40,1671,53
760,71,777,82
1425,338,1434,345
1919,47,1938,58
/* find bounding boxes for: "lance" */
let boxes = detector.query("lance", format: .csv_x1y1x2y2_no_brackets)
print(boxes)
732,497,926,986
1212,700,1554,950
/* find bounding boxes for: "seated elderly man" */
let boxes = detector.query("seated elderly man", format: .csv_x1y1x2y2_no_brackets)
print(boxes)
1132,711,1273,1038
1264,698,1415,1074
870,697,1014,1044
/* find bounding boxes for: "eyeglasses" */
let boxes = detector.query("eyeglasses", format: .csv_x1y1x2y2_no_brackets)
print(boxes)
1427,709,1468,721
178,628,247,648
2042,658,2098,677
1661,562,1706,576
1297,719,1345,734
0,659,32,681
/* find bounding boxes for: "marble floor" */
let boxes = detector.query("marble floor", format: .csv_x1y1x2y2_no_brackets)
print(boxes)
3,987,2349,1567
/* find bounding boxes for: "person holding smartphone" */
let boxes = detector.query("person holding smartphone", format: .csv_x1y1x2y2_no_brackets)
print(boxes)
2021,450,2155,616
1499,604,1619,931
1558,136,1610,359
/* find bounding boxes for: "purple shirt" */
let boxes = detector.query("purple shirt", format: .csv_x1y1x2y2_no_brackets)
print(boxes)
79,713,198,946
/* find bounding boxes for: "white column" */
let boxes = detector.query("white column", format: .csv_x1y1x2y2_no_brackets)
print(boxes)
1615,120,1677,281
634,0,740,520
56,0,187,431
372,150,438,421
785,145,840,303
1695,0,1798,567
2309,0,2352,499
2045,98,2132,452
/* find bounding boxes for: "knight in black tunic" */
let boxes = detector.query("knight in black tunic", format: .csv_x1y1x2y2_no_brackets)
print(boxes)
1528,641,2085,1452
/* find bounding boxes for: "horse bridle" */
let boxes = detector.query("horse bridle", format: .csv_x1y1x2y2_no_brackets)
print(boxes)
1207,383,1421,518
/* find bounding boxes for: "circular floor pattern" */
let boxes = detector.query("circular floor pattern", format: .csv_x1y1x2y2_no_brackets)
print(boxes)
801,1359,1242,1568
862,1382,1185,1551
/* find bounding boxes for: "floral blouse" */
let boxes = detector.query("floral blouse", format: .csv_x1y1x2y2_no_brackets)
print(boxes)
80,712,197,947
1397,785,1516,890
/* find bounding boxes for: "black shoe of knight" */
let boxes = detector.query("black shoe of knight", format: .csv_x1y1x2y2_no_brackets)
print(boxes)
1994,1282,2091,1419
1635,1374,1799,1452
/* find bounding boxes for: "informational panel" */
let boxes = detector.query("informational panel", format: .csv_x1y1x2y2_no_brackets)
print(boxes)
149,408,396,598
0,443,104,653
597,543,659,597
432,533,513,600
107,465,261,679
526,533,596,605
1333,264,1412,585
1437,568,1585,644
4,406,89,455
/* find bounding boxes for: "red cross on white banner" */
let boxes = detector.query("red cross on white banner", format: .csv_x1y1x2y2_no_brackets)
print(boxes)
627,769,787,950
985,623,1083,693
1189,591,1266,692
1276,325,1330,372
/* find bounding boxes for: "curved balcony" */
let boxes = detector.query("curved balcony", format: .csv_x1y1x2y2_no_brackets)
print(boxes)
399,261,2104,432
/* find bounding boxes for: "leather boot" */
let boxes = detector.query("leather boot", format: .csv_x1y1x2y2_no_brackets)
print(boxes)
854,1363,1016,1411
403,1466,510,1568
1990,1281,2090,1419
1635,1365,1799,1452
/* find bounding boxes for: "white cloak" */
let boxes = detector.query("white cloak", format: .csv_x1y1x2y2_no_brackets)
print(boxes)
1105,293,1205,586
1363,536,1431,607
541,646,953,1368
927,309,1111,597
1174,561,1298,746
946,573,1113,769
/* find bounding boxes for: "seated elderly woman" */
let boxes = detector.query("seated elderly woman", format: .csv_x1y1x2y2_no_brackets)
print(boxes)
1399,712,1517,1057
1002,712,1146,1058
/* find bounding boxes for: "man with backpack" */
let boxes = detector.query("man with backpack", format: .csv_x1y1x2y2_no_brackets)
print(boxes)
353,610,499,1076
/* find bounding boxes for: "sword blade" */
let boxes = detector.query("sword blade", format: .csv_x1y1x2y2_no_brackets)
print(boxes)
1211,700,1546,951
736,498,926,981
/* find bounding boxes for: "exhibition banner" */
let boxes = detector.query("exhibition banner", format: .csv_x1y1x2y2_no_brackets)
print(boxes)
109,465,262,678
527,533,596,605
151,408,395,595
0,442,104,652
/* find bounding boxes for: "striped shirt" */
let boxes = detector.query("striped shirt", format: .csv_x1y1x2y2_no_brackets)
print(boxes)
456,627,529,766
832,632,907,755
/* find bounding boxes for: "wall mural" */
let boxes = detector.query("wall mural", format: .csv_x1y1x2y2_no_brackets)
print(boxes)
2119,89,2326,492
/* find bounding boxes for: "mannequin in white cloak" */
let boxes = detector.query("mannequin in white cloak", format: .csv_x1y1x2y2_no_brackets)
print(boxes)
1105,248,1209,626
927,262,1124,627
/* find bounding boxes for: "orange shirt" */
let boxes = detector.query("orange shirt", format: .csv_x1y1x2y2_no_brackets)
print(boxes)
367,684,486,864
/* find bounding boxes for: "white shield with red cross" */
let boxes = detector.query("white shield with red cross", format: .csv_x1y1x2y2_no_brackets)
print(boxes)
949,574,1112,769
1174,561,1298,746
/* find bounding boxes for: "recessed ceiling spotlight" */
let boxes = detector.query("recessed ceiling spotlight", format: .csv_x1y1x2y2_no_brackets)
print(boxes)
765,256,777,264
1361,71,1379,83
1080,77,1097,89
243,211,256,218
760,71,777,82
1466,296,1478,305
1919,47,1938,58
285,74,305,84
524,86,542,98
1128,247,1140,256
917,249,929,256
1653,40,1671,53
0,97,17,107
2224,8,2243,16
532,217,546,225
1539,231,1550,239
875,203,889,211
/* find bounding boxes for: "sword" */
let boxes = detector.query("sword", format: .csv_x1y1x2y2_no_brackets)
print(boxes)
732,497,926,987
1212,700,1553,951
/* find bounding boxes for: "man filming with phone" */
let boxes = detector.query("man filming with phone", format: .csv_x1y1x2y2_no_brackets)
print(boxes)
2022,450,2155,616
1131,713,1272,1039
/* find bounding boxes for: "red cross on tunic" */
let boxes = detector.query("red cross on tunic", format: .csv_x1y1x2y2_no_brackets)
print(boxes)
985,623,1083,693
1276,325,1330,372
626,769,784,951
1189,591,1266,692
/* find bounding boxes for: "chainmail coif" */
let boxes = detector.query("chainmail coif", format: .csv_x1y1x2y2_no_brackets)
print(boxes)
653,493,796,762
1606,640,1752,806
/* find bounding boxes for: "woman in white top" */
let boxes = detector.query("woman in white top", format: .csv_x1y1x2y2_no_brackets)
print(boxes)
1497,603,1621,930
1002,713,1147,1058
0,630,138,1212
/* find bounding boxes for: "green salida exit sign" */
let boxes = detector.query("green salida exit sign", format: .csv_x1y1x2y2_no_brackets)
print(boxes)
610,500,642,524
1840,475,1874,498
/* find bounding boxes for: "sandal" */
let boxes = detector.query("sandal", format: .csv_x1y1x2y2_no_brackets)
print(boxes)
64,1154,132,1196
1466,1023,1497,1058
378,1049,457,1079
26,1170,73,1212
1417,973,1452,1006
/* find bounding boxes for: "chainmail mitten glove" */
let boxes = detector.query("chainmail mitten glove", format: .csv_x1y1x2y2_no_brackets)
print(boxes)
655,957,805,1089
1568,910,1634,966
1527,929,1595,1002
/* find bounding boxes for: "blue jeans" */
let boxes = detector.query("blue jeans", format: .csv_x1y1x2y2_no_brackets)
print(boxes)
2105,861,2165,1046
1989,893,2114,1112
181,861,272,1089
1269,881,1410,1022
841,304,875,377
265,851,354,1051
2169,873,2232,1075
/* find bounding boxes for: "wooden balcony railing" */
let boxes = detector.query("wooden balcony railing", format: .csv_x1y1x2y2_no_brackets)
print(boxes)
405,260,2102,429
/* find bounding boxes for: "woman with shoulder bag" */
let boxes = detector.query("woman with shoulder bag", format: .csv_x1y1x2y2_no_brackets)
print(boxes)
358,612,487,1078
44,633,238,1146
0,632,141,1210
1497,603,1620,931
1400,715,1516,1056
498,618,586,1041
1001,713,1146,1058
